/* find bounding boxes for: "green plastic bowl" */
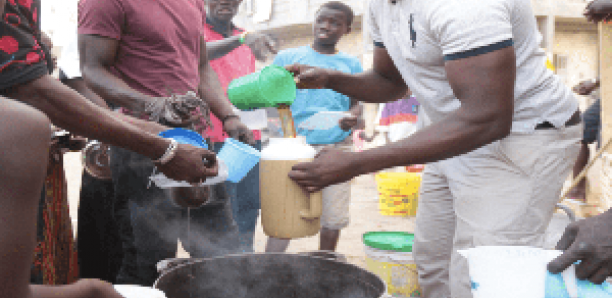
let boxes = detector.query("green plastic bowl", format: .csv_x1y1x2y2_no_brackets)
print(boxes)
228,65,297,110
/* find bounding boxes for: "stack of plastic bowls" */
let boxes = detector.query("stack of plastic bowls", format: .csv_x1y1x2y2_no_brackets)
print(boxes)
216,138,261,183
151,128,217,189
227,65,297,110
158,128,208,149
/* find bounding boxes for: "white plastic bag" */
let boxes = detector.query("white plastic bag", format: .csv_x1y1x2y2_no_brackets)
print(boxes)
233,107,268,130
298,111,352,131
149,157,229,189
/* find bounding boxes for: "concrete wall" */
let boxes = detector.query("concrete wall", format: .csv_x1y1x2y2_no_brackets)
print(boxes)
255,17,365,69
531,0,591,18
554,20,599,110
236,0,366,31
236,0,590,30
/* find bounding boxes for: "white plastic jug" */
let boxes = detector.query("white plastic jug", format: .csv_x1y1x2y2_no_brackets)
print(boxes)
458,246,612,298
260,137,323,239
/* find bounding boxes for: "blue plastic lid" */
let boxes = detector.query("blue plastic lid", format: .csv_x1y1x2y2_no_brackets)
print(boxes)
158,128,208,149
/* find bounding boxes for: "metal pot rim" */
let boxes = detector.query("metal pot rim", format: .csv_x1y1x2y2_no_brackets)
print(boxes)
153,252,387,296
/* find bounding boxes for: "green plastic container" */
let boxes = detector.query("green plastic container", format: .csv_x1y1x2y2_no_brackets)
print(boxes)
228,65,297,110
363,231,415,252
364,232,421,297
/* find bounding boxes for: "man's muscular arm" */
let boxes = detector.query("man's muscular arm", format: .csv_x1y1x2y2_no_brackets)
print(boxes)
79,34,155,113
62,77,167,135
198,36,254,144
31,280,125,298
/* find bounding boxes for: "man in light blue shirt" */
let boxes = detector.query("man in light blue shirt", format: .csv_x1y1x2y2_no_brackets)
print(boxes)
273,46,363,145
265,1,364,253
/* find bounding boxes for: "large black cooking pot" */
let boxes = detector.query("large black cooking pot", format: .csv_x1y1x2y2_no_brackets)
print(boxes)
153,253,387,298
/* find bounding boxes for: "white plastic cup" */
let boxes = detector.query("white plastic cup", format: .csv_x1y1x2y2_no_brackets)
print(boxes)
234,108,268,130
217,138,261,183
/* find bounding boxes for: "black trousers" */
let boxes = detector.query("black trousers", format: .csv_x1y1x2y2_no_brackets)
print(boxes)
76,171,123,283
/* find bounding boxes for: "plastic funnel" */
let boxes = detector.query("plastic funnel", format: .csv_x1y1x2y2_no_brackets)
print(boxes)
158,128,208,149
228,65,296,110
217,138,261,183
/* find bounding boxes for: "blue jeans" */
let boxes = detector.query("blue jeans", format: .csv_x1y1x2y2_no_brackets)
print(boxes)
208,140,261,252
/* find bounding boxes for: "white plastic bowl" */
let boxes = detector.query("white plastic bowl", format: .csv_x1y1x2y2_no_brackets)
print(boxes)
114,285,167,298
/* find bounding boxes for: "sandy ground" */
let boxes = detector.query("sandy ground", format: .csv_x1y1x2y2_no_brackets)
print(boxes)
63,151,414,268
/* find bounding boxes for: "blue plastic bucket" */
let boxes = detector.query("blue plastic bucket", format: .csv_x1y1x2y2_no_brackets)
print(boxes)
158,128,208,149
217,138,261,183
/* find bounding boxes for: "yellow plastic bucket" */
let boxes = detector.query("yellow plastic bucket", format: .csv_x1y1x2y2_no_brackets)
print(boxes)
364,232,422,298
375,172,422,217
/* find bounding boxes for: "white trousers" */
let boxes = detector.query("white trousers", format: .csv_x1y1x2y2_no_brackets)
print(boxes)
413,125,582,298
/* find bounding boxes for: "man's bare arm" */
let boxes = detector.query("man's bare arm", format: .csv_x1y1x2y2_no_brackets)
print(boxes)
79,34,154,113
7,75,169,159
207,32,277,61
206,37,243,61
353,46,516,173
63,77,167,135
8,75,221,184
289,46,516,192
198,36,235,120
198,36,254,143
288,47,409,103
1,0,6,17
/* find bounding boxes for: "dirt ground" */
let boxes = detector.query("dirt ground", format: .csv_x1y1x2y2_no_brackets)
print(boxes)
64,151,415,269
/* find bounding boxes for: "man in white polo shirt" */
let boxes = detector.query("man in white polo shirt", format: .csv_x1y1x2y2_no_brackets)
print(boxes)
286,0,581,297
